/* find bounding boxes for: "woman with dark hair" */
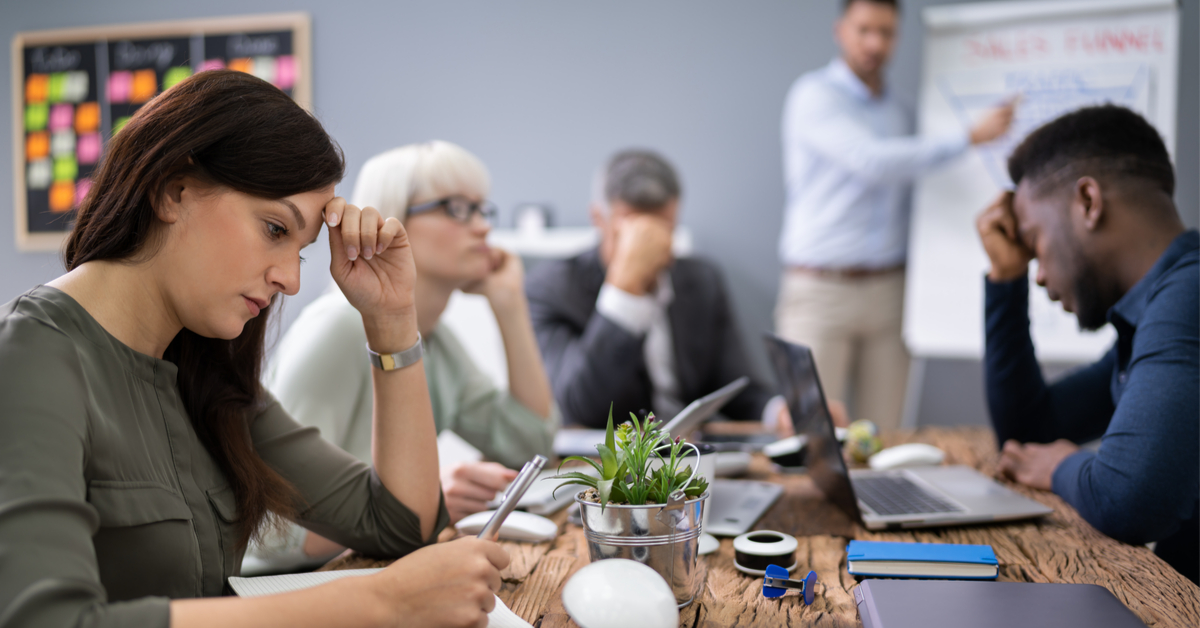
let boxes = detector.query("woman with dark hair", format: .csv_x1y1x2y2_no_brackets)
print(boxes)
0,70,506,628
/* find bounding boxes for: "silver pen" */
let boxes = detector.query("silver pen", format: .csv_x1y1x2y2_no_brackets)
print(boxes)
477,455,548,540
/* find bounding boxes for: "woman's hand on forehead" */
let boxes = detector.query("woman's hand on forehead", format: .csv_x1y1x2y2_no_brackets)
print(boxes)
324,197,418,325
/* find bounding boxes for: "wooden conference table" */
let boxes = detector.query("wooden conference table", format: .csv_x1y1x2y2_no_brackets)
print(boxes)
322,427,1199,627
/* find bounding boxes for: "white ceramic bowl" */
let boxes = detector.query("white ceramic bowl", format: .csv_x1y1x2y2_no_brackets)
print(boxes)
561,559,679,628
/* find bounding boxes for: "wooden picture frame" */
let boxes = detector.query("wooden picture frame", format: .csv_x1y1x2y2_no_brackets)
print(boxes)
12,12,312,252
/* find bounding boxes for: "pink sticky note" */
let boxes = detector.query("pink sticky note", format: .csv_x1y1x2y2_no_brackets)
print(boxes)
49,104,73,132
108,71,133,104
275,55,296,90
75,177,93,207
77,133,101,165
201,59,226,72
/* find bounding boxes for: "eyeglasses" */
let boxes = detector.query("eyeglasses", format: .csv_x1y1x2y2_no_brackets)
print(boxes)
407,196,498,224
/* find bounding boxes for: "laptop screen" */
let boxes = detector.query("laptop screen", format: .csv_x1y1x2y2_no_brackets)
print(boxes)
763,333,863,524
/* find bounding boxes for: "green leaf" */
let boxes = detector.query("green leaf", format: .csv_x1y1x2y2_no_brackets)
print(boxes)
596,443,620,479
558,456,602,476
551,479,595,500
597,477,614,511
604,403,616,453
552,471,600,484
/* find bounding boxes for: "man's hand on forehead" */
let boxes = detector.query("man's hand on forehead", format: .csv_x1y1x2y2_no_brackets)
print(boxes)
977,191,1034,283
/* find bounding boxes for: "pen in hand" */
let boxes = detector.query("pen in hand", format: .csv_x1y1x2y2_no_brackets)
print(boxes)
477,455,547,540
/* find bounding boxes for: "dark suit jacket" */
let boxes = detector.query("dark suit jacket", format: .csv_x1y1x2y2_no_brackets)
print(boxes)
525,247,775,428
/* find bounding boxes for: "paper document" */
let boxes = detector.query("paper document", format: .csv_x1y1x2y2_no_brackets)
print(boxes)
228,569,532,627
438,429,485,466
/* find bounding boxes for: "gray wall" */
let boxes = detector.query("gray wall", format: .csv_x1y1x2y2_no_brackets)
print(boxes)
2,0,1196,427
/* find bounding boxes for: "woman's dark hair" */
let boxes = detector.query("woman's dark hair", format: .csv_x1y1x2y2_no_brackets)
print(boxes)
65,69,345,549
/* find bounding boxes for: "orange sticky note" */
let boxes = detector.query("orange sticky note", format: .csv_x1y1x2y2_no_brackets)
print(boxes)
26,132,49,161
75,102,100,134
131,69,157,103
49,180,75,213
26,74,49,104
227,58,254,74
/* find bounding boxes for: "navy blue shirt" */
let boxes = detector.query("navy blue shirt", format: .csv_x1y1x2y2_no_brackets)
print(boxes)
985,230,1199,583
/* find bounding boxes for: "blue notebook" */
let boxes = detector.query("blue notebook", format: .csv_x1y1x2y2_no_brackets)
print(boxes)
847,541,998,580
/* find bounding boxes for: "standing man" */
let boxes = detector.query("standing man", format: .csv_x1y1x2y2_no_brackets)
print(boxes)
776,0,1014,428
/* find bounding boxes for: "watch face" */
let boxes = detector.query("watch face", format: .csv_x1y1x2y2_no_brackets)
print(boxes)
378,352,398,370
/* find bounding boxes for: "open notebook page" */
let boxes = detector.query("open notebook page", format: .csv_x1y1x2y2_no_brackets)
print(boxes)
228,568,532,628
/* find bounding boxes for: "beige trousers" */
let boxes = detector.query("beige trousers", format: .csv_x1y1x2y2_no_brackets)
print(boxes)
774,269,909,430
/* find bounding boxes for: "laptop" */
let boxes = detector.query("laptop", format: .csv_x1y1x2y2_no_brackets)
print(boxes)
553,377,750,458
763,334,1053,530
661,376,749,439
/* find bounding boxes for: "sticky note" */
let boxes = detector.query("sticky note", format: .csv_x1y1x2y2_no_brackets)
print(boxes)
51,131,76,158
252,56,276,84
77,133,101,165
27,159,52,190
274,56,296,89
227,58,253,74
131,69,157,103
47,73,66,103
25,132,49,161
75,177,93,207
25,103,49,131
49,104,73,132
26,74,49,103
63,71,89,102
108,71,132,104
50,181,75,213
162,66,191,91
75,102,100,134
112,116,132,135
200,59,225,72
53,155,77,182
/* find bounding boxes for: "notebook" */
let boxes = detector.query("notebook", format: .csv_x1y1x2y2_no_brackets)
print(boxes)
228,569,533,628
854,580,1148,628
846,540,998,579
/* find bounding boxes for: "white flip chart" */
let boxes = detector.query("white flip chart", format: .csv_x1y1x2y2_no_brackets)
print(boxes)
904,0,1179,361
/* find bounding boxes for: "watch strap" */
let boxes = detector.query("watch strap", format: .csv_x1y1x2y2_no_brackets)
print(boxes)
366,333,423,371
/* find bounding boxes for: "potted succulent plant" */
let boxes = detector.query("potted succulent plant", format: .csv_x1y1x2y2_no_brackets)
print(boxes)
553,408,709,608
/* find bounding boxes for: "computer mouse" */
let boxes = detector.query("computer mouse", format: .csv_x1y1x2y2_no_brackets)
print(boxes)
562,559,678,628
454,510,558,542
868,443,945,471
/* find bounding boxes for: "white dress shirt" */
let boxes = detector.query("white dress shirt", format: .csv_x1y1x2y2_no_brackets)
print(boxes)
596,276,786,427
780,57,969,269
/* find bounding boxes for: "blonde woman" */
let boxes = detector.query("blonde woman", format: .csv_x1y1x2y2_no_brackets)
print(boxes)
248,141,559,571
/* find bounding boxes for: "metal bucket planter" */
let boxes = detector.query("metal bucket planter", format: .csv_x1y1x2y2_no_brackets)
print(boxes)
575,489,708,608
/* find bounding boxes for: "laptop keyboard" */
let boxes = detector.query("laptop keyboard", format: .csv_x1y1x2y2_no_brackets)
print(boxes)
853,474,965,516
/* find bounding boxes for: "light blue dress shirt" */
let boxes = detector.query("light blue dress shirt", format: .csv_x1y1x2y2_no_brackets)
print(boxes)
780,58,969,269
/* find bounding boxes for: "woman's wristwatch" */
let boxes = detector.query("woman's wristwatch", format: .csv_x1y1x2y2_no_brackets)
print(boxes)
366,333,423,371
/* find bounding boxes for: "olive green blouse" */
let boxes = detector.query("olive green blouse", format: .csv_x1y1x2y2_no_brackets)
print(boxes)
0,286,448,627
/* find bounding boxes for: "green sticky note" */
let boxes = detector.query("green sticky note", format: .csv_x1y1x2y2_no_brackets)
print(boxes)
47,73,66,103
162,66,192,91
53,155,78,182
112,116,132,135
25,103,49,131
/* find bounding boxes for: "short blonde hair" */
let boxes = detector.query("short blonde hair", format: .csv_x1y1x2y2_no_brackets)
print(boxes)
351,140,490,221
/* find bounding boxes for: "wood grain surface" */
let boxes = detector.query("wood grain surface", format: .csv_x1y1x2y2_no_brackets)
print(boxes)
322,427,1199,627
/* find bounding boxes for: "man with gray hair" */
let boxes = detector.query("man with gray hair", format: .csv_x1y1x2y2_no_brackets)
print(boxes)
526,149,789,430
